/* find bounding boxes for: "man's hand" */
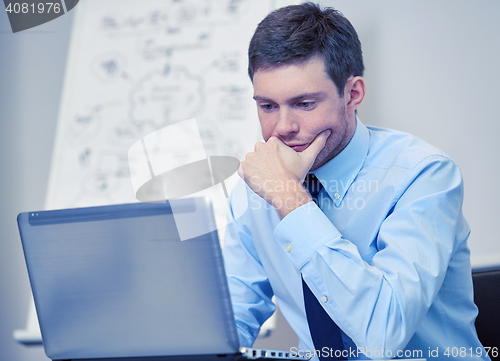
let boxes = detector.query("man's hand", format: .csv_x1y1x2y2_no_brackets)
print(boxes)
238,129,331,218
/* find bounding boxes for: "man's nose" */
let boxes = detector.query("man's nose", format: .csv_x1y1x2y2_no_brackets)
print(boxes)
275,107,299,137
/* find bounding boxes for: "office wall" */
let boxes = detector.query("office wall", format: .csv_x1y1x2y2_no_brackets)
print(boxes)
0,7,74,361
1,1,499,360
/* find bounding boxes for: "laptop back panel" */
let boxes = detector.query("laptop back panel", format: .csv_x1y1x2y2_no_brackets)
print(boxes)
18,198,239,360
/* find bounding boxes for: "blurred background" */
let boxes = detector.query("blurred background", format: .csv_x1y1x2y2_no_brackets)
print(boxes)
1,0,499,360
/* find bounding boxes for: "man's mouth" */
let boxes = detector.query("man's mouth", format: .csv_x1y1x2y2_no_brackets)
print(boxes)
287,143,309,152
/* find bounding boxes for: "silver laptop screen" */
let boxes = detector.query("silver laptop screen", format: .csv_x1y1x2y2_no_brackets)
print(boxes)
18,198,239,360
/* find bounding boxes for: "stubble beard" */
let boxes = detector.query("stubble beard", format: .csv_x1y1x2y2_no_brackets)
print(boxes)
309,104,352,171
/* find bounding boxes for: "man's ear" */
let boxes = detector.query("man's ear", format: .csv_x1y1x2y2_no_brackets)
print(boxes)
344,76,366,114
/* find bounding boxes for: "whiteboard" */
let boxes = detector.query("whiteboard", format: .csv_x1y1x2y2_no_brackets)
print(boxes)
46,0,275,216
15,0,276,344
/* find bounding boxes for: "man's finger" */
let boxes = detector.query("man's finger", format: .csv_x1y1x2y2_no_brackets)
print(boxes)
300,129,331,163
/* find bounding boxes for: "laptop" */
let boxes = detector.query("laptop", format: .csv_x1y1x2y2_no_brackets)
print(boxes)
17,198,309,361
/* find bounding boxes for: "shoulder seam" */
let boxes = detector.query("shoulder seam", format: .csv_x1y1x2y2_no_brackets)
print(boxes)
365,151,453,171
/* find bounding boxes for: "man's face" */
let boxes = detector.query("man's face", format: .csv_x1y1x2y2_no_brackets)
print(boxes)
252,56,356,170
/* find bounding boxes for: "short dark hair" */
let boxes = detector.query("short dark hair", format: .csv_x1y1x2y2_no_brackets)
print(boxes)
248,2,364,97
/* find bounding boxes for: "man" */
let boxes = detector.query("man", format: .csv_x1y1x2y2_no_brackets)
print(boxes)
223,3,488,360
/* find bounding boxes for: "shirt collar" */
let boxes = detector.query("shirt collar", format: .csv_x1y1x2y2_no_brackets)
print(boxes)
313,117,369,207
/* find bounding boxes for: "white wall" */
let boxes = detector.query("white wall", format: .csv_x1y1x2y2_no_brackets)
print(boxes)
1,1,499,359
0,9,73,361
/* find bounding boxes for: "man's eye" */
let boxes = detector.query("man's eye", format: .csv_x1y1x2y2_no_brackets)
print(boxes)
298,101,314,108
260,104,275,110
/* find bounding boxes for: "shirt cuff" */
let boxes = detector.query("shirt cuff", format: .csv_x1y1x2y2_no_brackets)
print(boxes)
273,201,342,269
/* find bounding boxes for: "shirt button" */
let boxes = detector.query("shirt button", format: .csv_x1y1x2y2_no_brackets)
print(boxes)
334,193,340,199
286,244,293,252
321,296,328,303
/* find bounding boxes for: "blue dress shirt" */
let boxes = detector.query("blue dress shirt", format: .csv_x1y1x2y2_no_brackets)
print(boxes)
223,119,489,360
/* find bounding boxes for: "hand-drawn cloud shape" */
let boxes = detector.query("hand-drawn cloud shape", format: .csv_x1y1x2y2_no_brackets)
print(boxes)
129,67,204,129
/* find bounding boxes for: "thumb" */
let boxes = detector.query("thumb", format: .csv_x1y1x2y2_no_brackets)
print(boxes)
300,129,331,164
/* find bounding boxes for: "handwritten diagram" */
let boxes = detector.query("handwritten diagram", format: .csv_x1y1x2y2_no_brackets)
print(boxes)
47,0,273,220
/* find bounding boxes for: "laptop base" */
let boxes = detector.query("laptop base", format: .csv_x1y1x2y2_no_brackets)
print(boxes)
57,347,305,361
